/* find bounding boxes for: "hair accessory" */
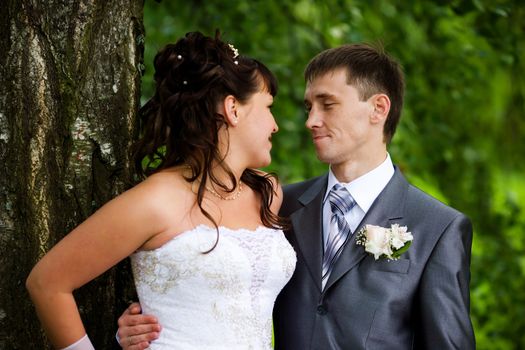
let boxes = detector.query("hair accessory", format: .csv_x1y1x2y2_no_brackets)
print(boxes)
177,54,182,60
228,43,239,58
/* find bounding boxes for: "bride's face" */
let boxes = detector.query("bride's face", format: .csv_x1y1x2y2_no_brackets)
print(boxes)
234,89,278,168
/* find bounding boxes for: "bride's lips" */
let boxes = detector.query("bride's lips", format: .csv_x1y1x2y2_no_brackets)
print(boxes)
311,134,329,144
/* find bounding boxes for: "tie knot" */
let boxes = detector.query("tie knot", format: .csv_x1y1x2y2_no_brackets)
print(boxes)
328,184,355,216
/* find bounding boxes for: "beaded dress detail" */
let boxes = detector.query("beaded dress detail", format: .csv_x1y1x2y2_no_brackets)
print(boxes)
131,225,296,350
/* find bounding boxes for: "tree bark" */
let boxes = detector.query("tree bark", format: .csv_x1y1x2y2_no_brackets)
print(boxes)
0,1,144,348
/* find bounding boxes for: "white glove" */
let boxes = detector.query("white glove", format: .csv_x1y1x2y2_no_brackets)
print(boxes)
60,334,95,350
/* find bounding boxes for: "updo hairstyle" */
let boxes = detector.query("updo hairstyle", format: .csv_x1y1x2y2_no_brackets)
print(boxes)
133,31,285,242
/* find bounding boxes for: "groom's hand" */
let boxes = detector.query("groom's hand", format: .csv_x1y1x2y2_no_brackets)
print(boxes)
117,302,162,350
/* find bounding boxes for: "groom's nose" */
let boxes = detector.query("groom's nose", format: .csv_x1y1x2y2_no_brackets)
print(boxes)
306,108,322,130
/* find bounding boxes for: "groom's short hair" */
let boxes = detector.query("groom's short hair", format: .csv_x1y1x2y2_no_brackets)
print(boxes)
304,43,405,144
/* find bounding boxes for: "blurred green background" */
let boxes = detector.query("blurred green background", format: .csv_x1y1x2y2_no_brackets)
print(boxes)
141,1,525,348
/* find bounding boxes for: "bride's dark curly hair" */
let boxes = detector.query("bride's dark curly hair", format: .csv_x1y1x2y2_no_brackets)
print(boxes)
132,31,286,248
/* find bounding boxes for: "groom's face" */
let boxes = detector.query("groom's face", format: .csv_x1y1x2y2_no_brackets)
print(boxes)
304,68,375,166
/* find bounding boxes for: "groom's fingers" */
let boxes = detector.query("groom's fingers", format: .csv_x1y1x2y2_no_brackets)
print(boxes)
119,313,159,327
118,303,160,327
117,313,162,348
124,302,142,315
126,334,159,350
117,322,162,338
117,302,161,350
129,342,151,350
121,324,162,337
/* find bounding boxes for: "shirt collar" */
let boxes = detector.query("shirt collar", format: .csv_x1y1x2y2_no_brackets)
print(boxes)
324,153,395,213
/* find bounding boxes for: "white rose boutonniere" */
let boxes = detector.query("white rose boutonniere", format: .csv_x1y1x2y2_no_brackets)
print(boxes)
356,224,413,260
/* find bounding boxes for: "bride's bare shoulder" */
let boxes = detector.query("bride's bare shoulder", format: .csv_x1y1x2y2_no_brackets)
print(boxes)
128,168,194,212
139,167,190,187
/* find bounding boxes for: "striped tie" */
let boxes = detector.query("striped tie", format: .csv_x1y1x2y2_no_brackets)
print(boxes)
322,183,356,289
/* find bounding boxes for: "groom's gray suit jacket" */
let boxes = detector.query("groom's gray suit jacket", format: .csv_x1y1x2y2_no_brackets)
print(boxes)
273,168,475,349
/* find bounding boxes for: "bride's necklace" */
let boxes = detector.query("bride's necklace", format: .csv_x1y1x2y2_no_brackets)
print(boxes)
206,181,243,201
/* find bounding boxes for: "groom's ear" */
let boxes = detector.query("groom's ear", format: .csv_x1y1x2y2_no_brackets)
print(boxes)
369,93,390,125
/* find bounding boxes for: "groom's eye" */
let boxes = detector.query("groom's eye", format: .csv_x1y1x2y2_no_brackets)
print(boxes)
323,103,335,110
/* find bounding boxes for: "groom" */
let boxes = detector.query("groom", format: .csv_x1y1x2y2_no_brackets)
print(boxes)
116,44,475,349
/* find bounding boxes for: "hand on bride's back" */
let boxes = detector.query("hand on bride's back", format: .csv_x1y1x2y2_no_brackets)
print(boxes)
117,302,161,350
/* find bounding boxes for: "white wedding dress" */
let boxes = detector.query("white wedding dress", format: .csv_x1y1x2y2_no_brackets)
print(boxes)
131,225,296,350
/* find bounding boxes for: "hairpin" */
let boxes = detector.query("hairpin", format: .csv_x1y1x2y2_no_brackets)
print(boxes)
228,43,239,59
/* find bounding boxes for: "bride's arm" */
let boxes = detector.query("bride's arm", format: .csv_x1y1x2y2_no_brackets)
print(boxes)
26,179,169,348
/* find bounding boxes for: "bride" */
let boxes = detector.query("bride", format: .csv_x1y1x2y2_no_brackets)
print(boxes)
26,31,296,350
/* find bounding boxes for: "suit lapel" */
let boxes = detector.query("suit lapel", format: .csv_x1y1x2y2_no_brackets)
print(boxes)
324,168,409,291
289,175,328,292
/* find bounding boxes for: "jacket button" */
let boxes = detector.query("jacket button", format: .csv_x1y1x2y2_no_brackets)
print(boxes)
317,305,327,315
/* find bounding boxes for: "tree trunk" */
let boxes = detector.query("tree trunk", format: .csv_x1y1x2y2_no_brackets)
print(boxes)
0,1,144,348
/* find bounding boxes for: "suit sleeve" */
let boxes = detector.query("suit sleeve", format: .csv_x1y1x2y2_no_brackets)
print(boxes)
415,213,475,349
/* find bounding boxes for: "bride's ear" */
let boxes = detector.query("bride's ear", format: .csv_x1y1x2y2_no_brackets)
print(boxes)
221,95,239,127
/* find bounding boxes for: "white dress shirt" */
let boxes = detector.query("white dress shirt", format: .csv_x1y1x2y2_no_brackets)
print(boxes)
322,154,395,249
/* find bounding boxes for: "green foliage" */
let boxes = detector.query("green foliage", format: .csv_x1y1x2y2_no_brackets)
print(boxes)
142,0,525,348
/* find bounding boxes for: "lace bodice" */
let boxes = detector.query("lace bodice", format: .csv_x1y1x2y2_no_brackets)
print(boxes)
131,225,296,350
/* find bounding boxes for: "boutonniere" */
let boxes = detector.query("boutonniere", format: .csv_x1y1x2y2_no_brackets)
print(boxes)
356,224,413,260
